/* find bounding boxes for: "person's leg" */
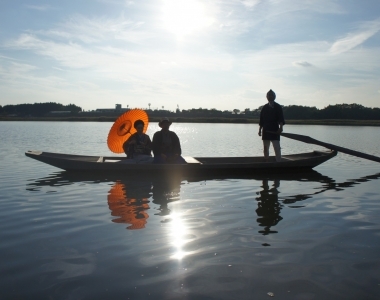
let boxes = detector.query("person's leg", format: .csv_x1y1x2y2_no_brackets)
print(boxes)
271,140,281,162
153,155,165,164
176,155,187,164
119,158,137,164
263,140,270,160
135,154,154,164
166,154,187,164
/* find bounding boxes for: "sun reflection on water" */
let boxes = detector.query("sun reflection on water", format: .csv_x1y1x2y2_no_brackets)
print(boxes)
168,212,189,260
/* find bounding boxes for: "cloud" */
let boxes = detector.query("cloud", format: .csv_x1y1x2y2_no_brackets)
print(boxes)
214,0,345,37
58,15,145,44
3,16,236,109
6,34,101,69
330,18,380,54
275,0,344,14
0,54,22,62
293,61,313,67
9,62,37,73
240,0,261,9
24,5,51,11
2,0,379,111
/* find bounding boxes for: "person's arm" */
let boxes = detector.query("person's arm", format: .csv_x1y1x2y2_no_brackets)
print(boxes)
152,132,167,160
277,122,283,134
171,132,182,155
258,106,264,136
276,104,285,134
258,126,263,136
145,135,152,149
143,134,152,155
123,134,136,157
152,132,160,156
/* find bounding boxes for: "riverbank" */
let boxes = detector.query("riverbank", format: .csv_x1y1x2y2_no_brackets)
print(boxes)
1,116,380,126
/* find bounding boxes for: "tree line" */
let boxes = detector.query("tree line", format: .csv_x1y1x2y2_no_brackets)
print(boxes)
0,102,82,116
1,102,380,120
282,104,380,120
176,103,380,120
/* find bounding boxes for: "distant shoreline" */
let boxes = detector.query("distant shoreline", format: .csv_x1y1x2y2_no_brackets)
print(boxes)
1,116,380,126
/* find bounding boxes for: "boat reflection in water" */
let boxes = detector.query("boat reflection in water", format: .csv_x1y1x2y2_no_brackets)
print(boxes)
107,176,182,229
26,170,380,233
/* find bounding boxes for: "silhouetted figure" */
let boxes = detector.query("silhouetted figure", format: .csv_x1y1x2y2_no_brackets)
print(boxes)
258,90,285,162
122,119,153,163
256,179,283,235
152,117,186,164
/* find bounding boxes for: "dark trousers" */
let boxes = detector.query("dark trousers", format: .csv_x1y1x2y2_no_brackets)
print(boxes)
153,154,186,164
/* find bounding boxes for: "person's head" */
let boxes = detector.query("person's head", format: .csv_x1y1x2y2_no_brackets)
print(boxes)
134,119,144,133
266,89,276,102
159,117,172,130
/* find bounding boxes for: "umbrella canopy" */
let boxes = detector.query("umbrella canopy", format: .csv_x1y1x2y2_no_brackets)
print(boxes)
107,109,149,153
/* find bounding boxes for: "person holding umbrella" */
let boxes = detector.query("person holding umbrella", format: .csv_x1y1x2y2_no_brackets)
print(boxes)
122,119,153,163
152,117,186,164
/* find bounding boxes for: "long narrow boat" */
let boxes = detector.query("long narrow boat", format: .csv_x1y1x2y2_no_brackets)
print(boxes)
25,150,337,174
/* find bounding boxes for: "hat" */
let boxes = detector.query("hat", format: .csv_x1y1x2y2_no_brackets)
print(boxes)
266,89,276,101
159,117,172,127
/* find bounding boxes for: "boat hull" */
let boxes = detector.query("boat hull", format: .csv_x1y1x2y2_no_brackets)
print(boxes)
25,150,337,174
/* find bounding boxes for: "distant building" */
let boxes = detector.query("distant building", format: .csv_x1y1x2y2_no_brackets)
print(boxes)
96,104,129,113
95,108,117,113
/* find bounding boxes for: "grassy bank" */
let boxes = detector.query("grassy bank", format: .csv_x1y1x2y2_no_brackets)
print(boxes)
1,116,380,126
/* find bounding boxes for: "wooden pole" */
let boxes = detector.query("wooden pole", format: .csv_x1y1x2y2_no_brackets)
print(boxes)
269,132,380,163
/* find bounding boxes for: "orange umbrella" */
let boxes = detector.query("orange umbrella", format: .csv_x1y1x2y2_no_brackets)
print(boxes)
107,109,149,153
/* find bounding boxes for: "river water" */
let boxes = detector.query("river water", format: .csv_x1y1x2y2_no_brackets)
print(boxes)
0,121,380,300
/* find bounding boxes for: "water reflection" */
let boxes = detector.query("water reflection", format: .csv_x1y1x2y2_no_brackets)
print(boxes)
107,177,182,229
167,212,189,260
26,170,380,235
152,177,181,217
256,179,282,235
107,181,151,230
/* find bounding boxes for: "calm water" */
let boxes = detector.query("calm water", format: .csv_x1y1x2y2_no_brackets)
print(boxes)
1,121,380,300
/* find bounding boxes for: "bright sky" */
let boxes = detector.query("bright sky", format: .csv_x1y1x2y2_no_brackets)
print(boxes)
1,0,379,111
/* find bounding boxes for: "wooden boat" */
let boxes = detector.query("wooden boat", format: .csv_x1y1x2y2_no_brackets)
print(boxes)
25,150,337,174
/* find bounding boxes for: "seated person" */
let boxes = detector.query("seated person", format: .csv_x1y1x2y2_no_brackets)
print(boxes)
122,120,153,163
152,117,186,164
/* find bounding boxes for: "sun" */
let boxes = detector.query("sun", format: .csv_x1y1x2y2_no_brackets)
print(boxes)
162,0,214,38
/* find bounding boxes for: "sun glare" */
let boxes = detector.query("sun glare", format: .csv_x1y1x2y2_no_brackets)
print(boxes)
169,213,189,260
162,0,214,38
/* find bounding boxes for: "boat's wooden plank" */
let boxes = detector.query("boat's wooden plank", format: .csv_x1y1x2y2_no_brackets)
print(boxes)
281,157,295,161
183,156,202,164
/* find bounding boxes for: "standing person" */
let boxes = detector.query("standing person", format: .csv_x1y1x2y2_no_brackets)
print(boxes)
258,89,285,162
152,117,186,164
122,119,153,163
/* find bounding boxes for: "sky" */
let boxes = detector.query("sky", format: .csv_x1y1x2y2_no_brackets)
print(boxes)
0,0,379,112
